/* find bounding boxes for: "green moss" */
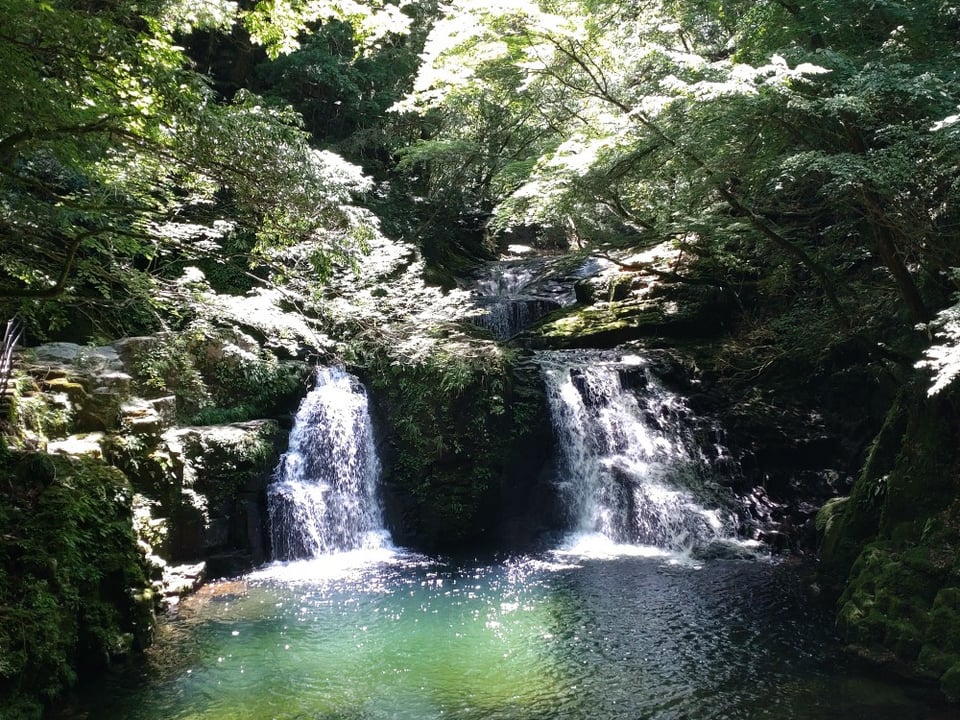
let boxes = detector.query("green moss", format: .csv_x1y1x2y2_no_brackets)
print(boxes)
925,588,960,659
880,393,960,536
837,543,937,660
527,283,734,349
43,376,89,398
819,383,960,702
528,300,668,348
817,497,860,585
916,587,960,685
941,661,960,702
361,336,549,549
12,380,74,441
0,453,154,718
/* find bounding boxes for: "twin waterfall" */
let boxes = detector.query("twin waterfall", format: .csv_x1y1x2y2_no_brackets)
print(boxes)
267,266,736,560
268,360,736,560
540,351,735,549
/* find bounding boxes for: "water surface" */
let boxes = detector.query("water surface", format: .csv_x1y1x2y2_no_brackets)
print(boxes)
77,541,945,720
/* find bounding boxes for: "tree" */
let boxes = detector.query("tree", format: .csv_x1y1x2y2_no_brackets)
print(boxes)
393,0,960,325
0,0,398,335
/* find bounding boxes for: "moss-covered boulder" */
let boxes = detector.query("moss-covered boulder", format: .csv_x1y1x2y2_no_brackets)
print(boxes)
524,280,736,350
816,381,960,701
161,421,281,569
0,453,154,720
360,333,556,551
17,342,134,433
105,420,282,576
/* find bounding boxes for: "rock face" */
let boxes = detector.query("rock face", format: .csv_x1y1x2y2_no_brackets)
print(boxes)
22,342,133,432
527,287,737,349
10,339,288,588
518,250,738,350
363,345,559,552
154,421,280,574
817,382,960,700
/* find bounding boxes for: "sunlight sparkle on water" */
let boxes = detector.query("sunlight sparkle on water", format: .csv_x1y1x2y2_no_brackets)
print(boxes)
553,532,686,562
246,545,424,585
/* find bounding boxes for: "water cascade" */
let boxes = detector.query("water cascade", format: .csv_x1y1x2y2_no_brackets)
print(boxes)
540,350,737,550
267,366,389,559
470,258,574,339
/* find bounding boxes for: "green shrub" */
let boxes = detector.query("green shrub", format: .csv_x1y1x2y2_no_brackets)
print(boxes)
0,453,153,718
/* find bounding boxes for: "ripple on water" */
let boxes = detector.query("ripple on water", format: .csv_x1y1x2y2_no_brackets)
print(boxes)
73,550,948,720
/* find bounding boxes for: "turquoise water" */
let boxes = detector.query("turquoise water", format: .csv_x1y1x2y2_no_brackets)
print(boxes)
76,541,946,720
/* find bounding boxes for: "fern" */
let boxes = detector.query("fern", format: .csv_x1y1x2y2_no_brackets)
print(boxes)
917,298,960,396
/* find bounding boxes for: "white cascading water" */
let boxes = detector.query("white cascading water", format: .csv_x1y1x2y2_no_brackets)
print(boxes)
539,350,737,551
267,366,390,560
471,260,572,340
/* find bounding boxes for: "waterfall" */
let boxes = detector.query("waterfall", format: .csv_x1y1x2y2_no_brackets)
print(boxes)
267,367,390,560
539,350,737,550
470,260,574,340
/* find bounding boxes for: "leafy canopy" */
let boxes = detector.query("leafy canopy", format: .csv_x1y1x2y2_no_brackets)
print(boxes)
0,0,405,335
394,0,960,329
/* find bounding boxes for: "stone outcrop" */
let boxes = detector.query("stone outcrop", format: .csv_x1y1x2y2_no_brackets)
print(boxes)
8,338,288,596
363,343,558,552
817,382,960,700
519,249,738,350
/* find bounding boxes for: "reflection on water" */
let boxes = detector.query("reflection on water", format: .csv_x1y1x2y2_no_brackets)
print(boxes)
76,545,946,720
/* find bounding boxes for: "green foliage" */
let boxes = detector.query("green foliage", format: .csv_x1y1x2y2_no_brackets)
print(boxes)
361,332,544,546
202,351,304,423
255,17,422,158
917,294,960,396
395,0,960,326
0,0,379,339
131,320,305,423
10,374,73,441
134,330,212,418
0,453,152,717
243,0,413,59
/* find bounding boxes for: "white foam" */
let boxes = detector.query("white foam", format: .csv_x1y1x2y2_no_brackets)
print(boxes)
246,544,422,585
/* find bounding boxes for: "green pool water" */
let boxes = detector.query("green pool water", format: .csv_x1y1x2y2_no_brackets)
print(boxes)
75,541,947,720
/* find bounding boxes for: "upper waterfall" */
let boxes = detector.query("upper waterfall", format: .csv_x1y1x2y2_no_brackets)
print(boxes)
469,257,575,340
267,366,390,560
539,350,738,551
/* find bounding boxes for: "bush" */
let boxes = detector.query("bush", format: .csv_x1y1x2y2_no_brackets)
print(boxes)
0,453,153,718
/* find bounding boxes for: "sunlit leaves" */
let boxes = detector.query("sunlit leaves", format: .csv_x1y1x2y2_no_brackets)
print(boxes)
0,0,382,335
394,0,960,332
917,296,960,396
243,0,413,58
161,0,240,33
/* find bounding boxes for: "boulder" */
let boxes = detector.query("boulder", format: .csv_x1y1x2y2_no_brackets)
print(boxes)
152,421,282,568
24,343,134,431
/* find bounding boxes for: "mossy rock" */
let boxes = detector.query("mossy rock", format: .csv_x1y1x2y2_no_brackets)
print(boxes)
942,661,960,703
818,382,960,698
526,299,685,349
918,588,960,678
837,543,940,660
142,421,282,563
525,281,735,349
42,376,89,399
880,392,960,536
817,497,859,585
363,341,555,551
0,453,153,716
